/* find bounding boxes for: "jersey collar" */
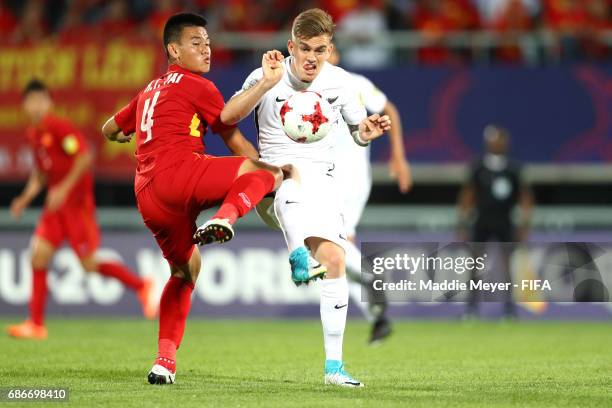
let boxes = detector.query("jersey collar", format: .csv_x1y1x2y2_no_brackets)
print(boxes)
166,64,197,76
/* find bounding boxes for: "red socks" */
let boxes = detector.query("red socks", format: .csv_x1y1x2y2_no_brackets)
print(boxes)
214,203,240,225
30,268,47,326
156,276,195,372
29,263,142,326
213,170,276,223
98,262,144,291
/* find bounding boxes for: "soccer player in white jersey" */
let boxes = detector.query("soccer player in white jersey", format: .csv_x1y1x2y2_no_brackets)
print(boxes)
328,48,412,345
220,8,392,387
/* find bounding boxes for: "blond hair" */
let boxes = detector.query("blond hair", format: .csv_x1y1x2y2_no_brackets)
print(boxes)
291,8,335,40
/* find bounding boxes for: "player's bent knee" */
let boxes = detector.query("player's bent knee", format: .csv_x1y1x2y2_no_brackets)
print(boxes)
238,159,281,184
170,246,201,283
269,166,283,189
322,253,345,278
31,249,52,270
31,258,50,270
281,164,300,183
30,237,55,269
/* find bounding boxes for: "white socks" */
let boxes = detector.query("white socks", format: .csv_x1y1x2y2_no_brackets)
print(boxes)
344,240,374,321
320,277,349,361
274,179,305,252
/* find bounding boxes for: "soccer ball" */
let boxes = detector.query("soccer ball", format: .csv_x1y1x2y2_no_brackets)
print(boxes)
280,91,334,143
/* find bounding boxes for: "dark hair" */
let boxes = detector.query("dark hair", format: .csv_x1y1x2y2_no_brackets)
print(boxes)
23,79,48,97
163,13,208,59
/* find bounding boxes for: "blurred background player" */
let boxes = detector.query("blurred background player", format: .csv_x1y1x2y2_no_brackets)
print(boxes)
328,47,412,344
221,8,392,387
102,13,284,385
457,125,534,319
7,79,157,340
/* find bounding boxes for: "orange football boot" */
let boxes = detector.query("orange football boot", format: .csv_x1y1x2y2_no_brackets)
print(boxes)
7,320,48,340
137,277,159,319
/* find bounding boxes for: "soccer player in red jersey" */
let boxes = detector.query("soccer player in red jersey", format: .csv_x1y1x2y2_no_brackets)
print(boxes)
101,13,284,385
7,79,158,341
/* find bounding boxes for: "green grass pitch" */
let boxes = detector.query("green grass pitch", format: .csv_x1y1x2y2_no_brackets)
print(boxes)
1,319,611,407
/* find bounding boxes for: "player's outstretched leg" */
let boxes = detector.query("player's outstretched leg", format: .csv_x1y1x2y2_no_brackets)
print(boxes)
274,175,326,285
344,240,392,344
81,257,159,319
310,239,364,387
148,249,200,385
194,165,280,246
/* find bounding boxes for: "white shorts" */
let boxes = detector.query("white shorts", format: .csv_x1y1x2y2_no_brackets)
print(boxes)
256,159,347,250
335,151,372,237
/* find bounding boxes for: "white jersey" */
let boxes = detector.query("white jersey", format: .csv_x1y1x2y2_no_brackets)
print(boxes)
335,72,389,236
237,57,367,166
335,73,388,161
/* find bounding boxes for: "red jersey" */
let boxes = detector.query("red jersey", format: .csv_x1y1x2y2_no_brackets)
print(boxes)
26,114,94,208
114,64,234,192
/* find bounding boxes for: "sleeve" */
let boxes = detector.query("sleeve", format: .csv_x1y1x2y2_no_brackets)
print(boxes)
114,93,140,135
53,118,88,156
355,74,388,114
196,80,236,134
339,69,367,126
233,68,263,97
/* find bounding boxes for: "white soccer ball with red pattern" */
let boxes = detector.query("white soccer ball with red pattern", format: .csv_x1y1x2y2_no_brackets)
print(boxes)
280,91,334,143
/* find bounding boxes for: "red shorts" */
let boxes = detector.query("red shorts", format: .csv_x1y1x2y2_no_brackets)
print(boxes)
136,153,246,266
34,201,100,258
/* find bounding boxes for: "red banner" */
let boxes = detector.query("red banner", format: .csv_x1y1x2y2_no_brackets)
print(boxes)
0,39,167,181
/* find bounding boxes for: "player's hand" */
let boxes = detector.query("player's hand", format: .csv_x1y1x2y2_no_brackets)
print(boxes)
10,196,27,220
46,186,69,212
108,132,133,143
114,132,133,143
359,113,391,142
389,157,412,194
261,50,284,89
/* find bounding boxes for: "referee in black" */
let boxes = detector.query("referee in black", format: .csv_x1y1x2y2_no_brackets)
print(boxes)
457,125,533,318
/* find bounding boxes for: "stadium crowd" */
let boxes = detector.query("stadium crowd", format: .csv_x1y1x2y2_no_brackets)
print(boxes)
1,0,610,64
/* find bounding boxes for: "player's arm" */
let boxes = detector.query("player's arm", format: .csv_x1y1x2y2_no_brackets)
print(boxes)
101,116,133,143
458,183,475,220
10,167,46,220
517,180,534,242
347,112,391,146
102,94,139,143
383,100,412,193
46,149,93,211
342,81,391,146
221,50,284,125
219,127,259,160
457,179,476,241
